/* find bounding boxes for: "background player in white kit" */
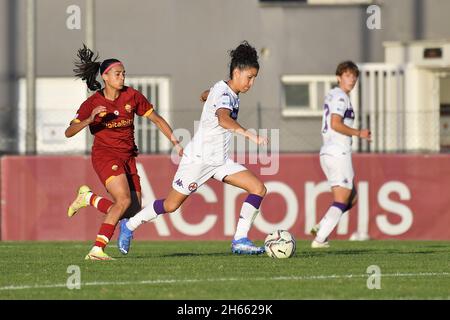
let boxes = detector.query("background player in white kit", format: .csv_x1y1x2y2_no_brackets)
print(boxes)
311,61,371,248
118,41,269,255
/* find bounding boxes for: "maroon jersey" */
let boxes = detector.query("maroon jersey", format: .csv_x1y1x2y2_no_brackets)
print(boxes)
72,86,153,155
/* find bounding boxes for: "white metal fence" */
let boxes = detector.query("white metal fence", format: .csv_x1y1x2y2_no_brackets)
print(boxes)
15,65,445,154
355,63,406,152
18,76,170,154
356,63,443,153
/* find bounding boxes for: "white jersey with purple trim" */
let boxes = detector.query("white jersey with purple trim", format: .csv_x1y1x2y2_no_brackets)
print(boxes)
183,80,240,165
320,87,355,154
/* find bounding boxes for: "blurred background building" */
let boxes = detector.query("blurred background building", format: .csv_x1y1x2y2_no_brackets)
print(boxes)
1,0,450,154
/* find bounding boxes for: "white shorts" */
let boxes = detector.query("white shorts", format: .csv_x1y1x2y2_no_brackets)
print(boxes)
320,151,354,189
172,157,247,195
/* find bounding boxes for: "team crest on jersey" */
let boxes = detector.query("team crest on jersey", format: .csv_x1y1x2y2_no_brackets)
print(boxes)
344,109,355,119
188,182,198,192
124,104,132,113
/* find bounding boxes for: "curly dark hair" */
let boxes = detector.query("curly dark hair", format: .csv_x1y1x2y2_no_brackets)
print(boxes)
73,44,102,91
229,41,259,79
73,44,122,91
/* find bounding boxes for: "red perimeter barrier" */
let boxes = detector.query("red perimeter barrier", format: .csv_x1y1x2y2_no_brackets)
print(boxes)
1,154,449,241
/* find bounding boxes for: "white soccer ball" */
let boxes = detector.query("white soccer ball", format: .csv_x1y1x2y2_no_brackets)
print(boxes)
264,230,296,259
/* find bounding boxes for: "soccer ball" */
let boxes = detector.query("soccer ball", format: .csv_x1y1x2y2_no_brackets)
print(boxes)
264,230,296,259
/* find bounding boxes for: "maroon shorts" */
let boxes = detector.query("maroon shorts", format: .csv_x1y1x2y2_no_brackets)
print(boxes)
91,149,141,192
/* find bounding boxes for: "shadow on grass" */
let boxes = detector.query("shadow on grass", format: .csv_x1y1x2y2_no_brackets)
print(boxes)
420,244,450,249
161,252,233,258
296,248,442,258
126,252,241,259
297,249,373,258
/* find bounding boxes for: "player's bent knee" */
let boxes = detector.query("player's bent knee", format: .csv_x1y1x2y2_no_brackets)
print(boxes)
252,183,267,197
115,197,132,213
164,201,181,213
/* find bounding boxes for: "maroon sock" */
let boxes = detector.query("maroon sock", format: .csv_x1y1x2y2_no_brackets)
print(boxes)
89,194,113,214
94,223,115,249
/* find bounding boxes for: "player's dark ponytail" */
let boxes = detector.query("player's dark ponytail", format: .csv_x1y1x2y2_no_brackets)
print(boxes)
73,44,102,91
229,41,259,79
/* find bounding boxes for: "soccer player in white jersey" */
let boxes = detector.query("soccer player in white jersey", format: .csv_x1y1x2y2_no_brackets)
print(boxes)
311,61,371,248
118,41,269,255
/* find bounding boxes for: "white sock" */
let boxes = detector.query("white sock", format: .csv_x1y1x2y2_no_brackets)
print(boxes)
126,205,158,231
318,208,347,229
318,219,324,228
315,205,344,243
234,202,259,241
84,192,93,203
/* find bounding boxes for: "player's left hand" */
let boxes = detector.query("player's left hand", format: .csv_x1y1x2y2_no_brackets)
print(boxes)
359,129,372,141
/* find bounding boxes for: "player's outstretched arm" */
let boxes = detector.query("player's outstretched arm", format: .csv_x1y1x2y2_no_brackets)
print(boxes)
330,114,371,141
216,108,268,145
65,105,106,138
146,110,183,155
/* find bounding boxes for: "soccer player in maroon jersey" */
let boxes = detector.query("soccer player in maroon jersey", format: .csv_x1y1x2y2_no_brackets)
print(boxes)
65,45,182,260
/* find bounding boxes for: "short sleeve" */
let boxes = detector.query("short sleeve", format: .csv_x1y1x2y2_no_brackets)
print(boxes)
70,100,93,125
216,93,233,111
329,95,347,118
134,90,154,117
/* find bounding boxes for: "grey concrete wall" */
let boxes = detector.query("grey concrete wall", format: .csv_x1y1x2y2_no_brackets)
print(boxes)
2,0,450,153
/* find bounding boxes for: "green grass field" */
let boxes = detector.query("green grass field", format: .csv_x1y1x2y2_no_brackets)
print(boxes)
0,240,449,300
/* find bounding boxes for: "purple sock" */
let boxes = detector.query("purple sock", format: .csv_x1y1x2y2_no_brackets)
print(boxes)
332,201,347,212
245,194,263,209
153,199,166,215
